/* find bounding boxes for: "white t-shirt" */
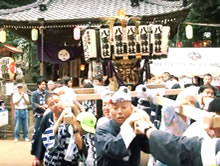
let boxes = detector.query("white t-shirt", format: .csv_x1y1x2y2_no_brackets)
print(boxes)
13,92,29,109
96,117,109,128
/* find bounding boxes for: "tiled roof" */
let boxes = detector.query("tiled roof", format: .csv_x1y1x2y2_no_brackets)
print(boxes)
0,0,190,22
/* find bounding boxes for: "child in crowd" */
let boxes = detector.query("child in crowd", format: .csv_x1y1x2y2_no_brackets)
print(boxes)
77,111,97,166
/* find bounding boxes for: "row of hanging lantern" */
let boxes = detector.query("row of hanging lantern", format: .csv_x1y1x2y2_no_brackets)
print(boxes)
82,24,170,61
1,23,192,45
112,24,171,57
30,26,81,41
0,26,81,42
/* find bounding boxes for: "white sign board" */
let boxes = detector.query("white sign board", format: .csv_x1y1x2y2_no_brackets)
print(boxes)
151,48,220,77
5,82,14,96
0,110,8,127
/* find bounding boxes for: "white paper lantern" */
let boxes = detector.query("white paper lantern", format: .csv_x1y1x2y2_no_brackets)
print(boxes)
138,25,150,56
31,28,38,41
73,26,81,40
185,25,193,39
82,29,97,61
151,25,163,56
113,25,126,56
161,26,170,55
0,29,7,43
100,28,111,59
126,25,137,55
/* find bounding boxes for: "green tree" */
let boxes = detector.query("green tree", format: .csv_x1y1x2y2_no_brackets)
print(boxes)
0,30,39,82
0,0,39,82
0,0,37,9
177,0,220,46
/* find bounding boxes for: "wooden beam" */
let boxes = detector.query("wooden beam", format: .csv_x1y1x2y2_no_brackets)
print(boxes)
180,105,220,128
73,84,167,94
213,117,220,128
40,61,44,76
75,89,182,101
76,93,101,101
164,89,183,95
74,88,182,95
155,96,220,128
131,89,182,98
155,96,176,106
178,105,208,122
73,88,95,94
146,84,165,89
73,84,167,95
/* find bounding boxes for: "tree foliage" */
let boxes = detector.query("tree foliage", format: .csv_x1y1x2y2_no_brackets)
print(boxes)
177,0,220,46
190,0,220,23
0,0,39,82
0,0,37,9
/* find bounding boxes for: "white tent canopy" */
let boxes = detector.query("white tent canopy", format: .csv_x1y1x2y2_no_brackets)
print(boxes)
150,48,220,77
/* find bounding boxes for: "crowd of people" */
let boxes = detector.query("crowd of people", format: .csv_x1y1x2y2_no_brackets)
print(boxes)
11,72,220,166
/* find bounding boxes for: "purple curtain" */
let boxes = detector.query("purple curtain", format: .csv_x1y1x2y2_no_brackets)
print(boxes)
37,41,83,64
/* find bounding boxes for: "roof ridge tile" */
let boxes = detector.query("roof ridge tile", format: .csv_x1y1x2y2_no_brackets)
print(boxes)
144,0,187,7
0,0,191,22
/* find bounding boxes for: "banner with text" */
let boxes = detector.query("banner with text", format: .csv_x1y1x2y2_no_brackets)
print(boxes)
151,48,220,77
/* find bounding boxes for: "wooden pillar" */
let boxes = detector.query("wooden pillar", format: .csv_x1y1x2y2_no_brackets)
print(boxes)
10,94,14,131
39,18,45,77
40,61,44,76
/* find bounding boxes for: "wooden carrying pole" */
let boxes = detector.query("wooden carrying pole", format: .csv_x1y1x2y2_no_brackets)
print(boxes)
73,84,166,95
73,88,95,94
155,96,220,128
75,89,183,101
75,88,220,128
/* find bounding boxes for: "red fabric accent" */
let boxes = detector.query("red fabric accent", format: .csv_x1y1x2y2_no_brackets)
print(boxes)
9,61,15,74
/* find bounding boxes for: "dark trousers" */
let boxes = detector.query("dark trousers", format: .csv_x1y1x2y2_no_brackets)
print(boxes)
32,115,43,141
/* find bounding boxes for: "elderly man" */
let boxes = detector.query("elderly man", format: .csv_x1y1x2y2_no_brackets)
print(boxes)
95,86,150,166
13,83,30,142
